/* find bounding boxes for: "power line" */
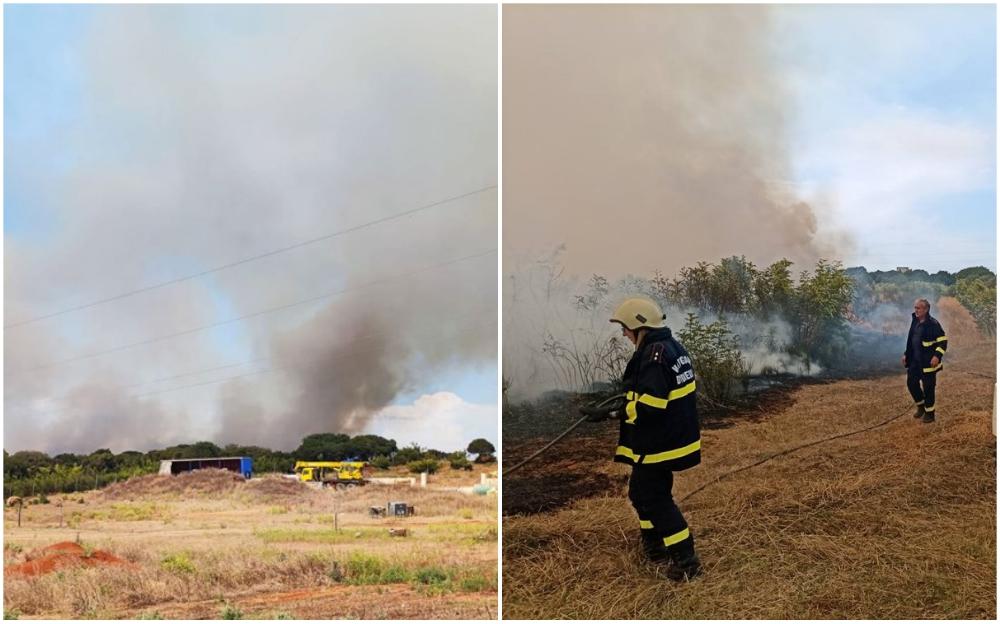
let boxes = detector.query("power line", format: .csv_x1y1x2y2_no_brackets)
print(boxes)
7,248,497,376
5,185,497,330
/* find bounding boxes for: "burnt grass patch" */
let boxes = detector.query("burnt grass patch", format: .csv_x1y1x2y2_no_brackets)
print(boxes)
502,367,891,517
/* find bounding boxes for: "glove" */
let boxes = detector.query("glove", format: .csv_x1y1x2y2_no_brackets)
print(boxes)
580,404,622,422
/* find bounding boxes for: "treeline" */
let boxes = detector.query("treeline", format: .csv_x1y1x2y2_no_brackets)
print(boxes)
849,265,996,336
565,258,997,404
3,434,496,498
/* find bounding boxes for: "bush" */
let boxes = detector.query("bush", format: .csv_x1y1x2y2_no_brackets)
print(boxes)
369,455,391,470
160,552,196,574
448,453,473,471
677,313,749,405
220,605,243,620
407,459,440,474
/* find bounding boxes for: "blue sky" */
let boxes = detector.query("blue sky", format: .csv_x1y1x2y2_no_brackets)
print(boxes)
774,4,996,273
4,5,498,454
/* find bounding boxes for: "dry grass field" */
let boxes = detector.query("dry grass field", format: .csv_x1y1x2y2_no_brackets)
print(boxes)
4,466,497,619
502,298,996,619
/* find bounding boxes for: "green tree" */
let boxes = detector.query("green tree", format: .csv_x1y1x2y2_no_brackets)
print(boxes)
789,260,854,363
295,434,350,460
467,439,496,463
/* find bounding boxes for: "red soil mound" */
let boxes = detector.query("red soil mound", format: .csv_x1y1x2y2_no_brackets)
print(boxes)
4,541,132,577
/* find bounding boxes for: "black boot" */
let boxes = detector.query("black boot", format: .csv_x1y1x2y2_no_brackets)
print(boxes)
922,409,935,423
913,404,925,419
664,552,702,582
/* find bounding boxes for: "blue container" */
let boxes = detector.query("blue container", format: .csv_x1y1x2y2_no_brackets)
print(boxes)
240,457,253,479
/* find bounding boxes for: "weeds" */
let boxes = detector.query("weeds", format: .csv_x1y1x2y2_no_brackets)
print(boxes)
220,604,243,620
160,552,196,574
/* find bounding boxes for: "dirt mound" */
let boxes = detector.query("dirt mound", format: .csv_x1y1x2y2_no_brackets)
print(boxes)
4,542,133,577
101,470,319,505
241,476,316,503
102,469,245,500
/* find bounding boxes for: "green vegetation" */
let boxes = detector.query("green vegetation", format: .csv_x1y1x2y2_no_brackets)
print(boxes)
220,604,243,620
448,452,473,470
954,272,996,336
4,431,495,498
677,314,750,404
407,459,441,474
160,552,196,574
466,439,496,463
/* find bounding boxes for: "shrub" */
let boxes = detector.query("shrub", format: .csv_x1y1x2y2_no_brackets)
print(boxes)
369,455,391,470
448,453,473,471
160,552,196,574
407,459,440,474
220,605,243,620
677,313,750,405
414,566,449,585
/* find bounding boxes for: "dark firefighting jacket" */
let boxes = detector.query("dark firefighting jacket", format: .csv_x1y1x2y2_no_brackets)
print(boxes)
615,327,701,472
903,313,948,373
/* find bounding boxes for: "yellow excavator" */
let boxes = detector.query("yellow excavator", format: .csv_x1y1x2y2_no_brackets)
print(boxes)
293,461,372,488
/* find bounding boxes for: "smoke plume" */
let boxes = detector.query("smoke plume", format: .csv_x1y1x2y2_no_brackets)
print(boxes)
5,5,497,453
502,5,849,397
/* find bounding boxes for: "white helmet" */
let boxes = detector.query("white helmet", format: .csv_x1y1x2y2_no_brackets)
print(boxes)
610,297,667,331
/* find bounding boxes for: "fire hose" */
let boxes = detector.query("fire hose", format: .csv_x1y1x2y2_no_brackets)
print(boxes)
501,394,624,477
502,367,995,500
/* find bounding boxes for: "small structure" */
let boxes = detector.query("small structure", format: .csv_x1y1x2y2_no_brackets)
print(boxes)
387,501,415,517
158,457,252,479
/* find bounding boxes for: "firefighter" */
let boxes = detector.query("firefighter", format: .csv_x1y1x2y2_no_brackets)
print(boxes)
902,298,947,423
582,297,702,581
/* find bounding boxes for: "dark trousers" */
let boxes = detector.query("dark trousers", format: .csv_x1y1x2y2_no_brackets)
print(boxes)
628,464,695,561
906,367,937,412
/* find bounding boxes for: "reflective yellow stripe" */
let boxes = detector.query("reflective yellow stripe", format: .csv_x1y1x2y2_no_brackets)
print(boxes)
936,335,948,344
639,519,653,529
616,446,641,462
625,400,638,424
915,400,924,405
624,382,697,423
922,336,948,347
925,405,935,412
923,364,943,373
637,394,668,409
662,527,690,547
617,439,701,464
935,347,945,355
643,439,701,464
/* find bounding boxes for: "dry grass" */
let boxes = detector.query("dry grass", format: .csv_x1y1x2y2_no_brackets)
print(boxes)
5,471,496,618
503,299,995,619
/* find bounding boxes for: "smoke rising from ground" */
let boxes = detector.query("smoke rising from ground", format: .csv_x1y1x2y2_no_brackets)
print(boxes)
5,5,497,453
503,6,850,397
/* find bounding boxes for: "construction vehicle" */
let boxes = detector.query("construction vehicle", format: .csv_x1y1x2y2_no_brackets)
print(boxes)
293,461,372,489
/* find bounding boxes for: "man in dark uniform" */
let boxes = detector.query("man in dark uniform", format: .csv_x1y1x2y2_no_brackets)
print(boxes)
581,297,702,581
902,298,948,423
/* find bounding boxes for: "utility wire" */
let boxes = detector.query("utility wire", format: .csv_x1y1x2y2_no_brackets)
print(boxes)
7,248,496,376
5,185,497,330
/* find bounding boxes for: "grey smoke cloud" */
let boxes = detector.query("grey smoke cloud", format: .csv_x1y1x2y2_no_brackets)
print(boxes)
503,5,848,276
502,5,850,397
5,5,497,453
